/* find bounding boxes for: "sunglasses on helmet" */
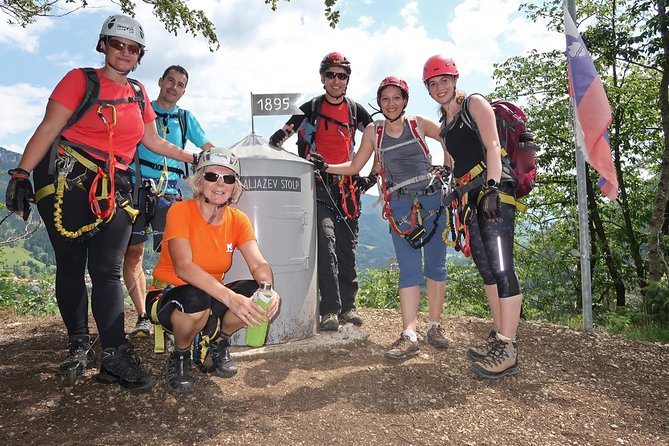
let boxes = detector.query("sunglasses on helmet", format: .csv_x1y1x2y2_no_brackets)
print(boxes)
107,38,141,56
203,172,237,184
324,71,349,81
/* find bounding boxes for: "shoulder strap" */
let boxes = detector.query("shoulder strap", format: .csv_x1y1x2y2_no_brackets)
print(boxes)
407,116,430,156
309,96,324,125
346,97,357,127
126,78,145,117
65,68,100,130
374,120,385,164
177,109,188,149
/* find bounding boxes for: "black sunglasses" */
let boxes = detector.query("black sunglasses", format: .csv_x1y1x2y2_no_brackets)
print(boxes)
107,38,141,56
203,172,237,184
324,71,349,81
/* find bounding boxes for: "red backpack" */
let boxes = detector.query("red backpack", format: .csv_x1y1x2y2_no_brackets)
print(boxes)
461,97,539,198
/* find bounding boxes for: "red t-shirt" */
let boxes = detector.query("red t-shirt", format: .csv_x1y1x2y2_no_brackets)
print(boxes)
152,200,256,287
50,68,156,165
315,100,353,164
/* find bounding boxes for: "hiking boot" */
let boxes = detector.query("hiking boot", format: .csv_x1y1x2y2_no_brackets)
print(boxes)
467,330,498,361
165,348,195,394
339,309,363,326
58,334,95,378
207,336,238,378
129,314,152,338
471,336,519,379
319,313,339,332
426,325,449,349
384,334,420,359
96,343,156,390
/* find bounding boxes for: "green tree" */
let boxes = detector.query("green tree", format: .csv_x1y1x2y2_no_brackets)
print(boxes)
0,0,342,50
494,0,661,312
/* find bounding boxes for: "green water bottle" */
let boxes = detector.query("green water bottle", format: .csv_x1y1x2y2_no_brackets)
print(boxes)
245,281,273,348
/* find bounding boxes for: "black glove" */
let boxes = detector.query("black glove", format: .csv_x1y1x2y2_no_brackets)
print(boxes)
480,183,501,221
306,153,328,173
190,152,200,174
270,128,291,146
6,168,34,221
430,165,451,181
355,171,378,193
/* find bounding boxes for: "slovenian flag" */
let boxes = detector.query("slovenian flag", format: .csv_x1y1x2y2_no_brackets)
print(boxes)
564,5,618,200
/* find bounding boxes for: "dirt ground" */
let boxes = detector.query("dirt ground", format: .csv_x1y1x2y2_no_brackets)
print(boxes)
0,307,667,446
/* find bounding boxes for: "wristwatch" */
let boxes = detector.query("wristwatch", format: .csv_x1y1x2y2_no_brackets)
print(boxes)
486,178,498,188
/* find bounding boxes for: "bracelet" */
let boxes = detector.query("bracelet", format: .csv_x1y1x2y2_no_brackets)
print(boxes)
8,168,30,179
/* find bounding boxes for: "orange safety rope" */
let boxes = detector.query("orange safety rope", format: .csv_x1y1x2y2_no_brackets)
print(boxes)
89,104,117,220
338,175,359,219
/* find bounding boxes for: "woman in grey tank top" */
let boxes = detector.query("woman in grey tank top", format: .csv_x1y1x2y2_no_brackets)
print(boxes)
312,76,453,360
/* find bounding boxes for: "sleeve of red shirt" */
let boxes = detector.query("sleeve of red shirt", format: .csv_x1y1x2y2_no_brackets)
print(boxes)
49,69,86,113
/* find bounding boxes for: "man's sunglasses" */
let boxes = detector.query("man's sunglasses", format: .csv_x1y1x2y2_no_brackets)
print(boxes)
324,71,349,81
107,39,141,56
203,172,237,184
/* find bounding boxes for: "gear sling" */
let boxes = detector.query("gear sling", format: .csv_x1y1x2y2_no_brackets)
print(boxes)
34,68,143,242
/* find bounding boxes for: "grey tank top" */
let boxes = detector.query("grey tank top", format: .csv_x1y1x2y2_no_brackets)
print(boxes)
379,119,432,194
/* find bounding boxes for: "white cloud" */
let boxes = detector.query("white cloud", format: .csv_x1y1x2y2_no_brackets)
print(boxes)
401,1,420,28
0,13,53,52
0,84,50,142
1,0,564,152
357,15,375,29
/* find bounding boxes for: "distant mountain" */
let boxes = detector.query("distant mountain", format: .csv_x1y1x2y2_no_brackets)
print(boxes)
357,194,396,270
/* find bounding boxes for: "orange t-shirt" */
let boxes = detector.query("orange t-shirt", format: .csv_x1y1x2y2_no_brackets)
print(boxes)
152,200,256,286
50,68,156,165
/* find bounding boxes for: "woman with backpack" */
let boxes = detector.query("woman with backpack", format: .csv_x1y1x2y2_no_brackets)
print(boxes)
423,55,523,379
310,76,451,360
4,14,194,389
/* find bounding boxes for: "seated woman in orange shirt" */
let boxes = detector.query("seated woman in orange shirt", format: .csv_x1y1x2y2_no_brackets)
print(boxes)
148,147,280,393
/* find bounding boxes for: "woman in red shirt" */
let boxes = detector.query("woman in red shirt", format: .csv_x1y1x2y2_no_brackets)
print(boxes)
5,15,194,390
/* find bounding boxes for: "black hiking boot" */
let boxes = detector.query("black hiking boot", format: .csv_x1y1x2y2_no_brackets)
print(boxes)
58,334,96,381
96,343,156,390
165,348,195,394
207,335,238,378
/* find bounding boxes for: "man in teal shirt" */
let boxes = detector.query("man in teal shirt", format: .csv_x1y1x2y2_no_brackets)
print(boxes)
124,65,215,337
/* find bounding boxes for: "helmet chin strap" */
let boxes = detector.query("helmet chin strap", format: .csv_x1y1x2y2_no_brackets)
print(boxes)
202,194,231,224
324,85,347,102
383,110,405,123
106,60,132,76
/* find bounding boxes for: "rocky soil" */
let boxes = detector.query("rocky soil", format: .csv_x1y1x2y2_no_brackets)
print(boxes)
0,308,667,446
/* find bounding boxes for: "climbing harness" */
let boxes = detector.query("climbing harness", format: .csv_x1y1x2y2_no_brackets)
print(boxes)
373,116,445,249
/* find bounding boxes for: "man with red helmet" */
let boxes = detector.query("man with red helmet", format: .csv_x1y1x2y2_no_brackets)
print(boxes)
423,55,524,379
270,52,373,331
314,75,452,359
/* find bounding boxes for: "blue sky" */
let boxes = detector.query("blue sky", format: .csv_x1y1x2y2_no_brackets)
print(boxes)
0,0,563,169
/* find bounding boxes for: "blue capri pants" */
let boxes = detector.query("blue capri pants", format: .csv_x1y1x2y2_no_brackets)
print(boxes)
388,192,448,288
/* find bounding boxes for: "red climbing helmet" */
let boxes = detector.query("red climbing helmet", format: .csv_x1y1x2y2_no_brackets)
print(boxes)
376,76,409,105
422,55,459,82
319,52,352,75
